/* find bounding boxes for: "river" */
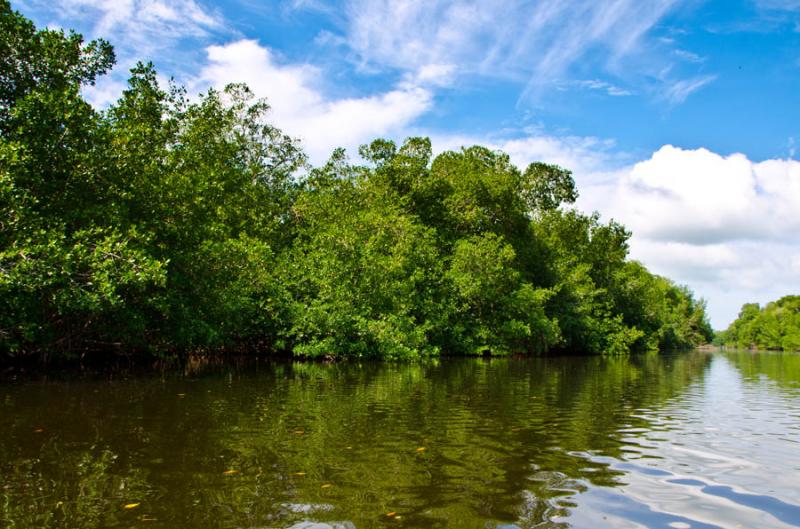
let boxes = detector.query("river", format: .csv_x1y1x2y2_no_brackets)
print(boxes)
1,351,799,528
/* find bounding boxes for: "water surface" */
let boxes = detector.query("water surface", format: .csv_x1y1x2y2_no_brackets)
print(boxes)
1,351,799,528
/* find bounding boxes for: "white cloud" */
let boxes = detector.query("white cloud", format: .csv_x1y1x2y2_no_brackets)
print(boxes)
19,0,229,108
53,0,223,53
610,146,800,244
631,239,800,327
341,0,680,97
661,75,717,105
414,63,457,87
82,77,128,108
194,40,433,163
595,146,800,327
673,49,705,63
570,79,634,97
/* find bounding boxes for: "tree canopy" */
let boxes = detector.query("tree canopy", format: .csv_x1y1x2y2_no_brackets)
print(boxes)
716,296,800,351
0,3,713,361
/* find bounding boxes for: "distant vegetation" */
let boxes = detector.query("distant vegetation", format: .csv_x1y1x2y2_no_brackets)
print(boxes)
716,296,800,352
0,2,713,361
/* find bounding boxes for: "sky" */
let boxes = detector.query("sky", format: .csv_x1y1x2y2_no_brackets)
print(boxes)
12,0,800,329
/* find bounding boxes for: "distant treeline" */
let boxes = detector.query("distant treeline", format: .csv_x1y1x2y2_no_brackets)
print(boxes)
716,296,800,352
0,3,713,361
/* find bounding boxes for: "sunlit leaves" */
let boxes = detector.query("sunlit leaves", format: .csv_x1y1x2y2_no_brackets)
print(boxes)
721,296,800,351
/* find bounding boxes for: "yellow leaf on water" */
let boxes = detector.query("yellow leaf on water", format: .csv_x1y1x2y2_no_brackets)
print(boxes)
34,428,44,433
386,511,397,517
416,447,426,452
123,503,140,509
223,469,239,475
395,515,402,520
293,430,305,435
321,483,333,489
292,472,306,476
177,394,186,398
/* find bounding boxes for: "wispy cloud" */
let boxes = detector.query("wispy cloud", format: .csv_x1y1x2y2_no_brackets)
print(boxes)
340,0,682,99
570,79,634,96
51,0,224,53
18,0,230,105
661,75,717,104
674,49,705,63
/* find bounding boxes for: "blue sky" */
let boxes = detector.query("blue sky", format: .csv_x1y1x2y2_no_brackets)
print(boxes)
12,0,800,328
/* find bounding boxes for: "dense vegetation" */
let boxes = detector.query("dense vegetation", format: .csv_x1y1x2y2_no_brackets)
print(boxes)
716,296,800,351
0,2,713,361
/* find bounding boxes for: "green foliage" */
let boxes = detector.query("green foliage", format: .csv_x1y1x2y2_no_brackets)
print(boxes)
521,162,578,212
0,7,712,360
720,296,800,351
0,6,303,357
0,0,114,133
445,233,559,355
284,158,443,359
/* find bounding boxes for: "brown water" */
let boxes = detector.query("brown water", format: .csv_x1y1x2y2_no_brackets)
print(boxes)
1,351,799,529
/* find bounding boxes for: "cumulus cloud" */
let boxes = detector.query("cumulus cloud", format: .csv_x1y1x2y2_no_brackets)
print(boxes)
610,146,800,244
194,40,433,163
596,146,800,327
631,238,800,327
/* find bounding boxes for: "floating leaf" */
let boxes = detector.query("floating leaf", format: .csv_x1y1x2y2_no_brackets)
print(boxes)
386,511,397,517
123,503,140,509
293,430,305,435
321,483,333,489
34,428,44,433
416,447,426,452
223,469,239,475
177,394,186,398
292,472,306,476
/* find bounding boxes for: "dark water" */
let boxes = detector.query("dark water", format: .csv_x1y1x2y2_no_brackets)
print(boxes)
2,351,800,529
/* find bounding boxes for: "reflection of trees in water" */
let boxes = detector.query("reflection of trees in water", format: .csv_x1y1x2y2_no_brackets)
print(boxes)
0,443,151,528
722,350,800,391
0,354,711,528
